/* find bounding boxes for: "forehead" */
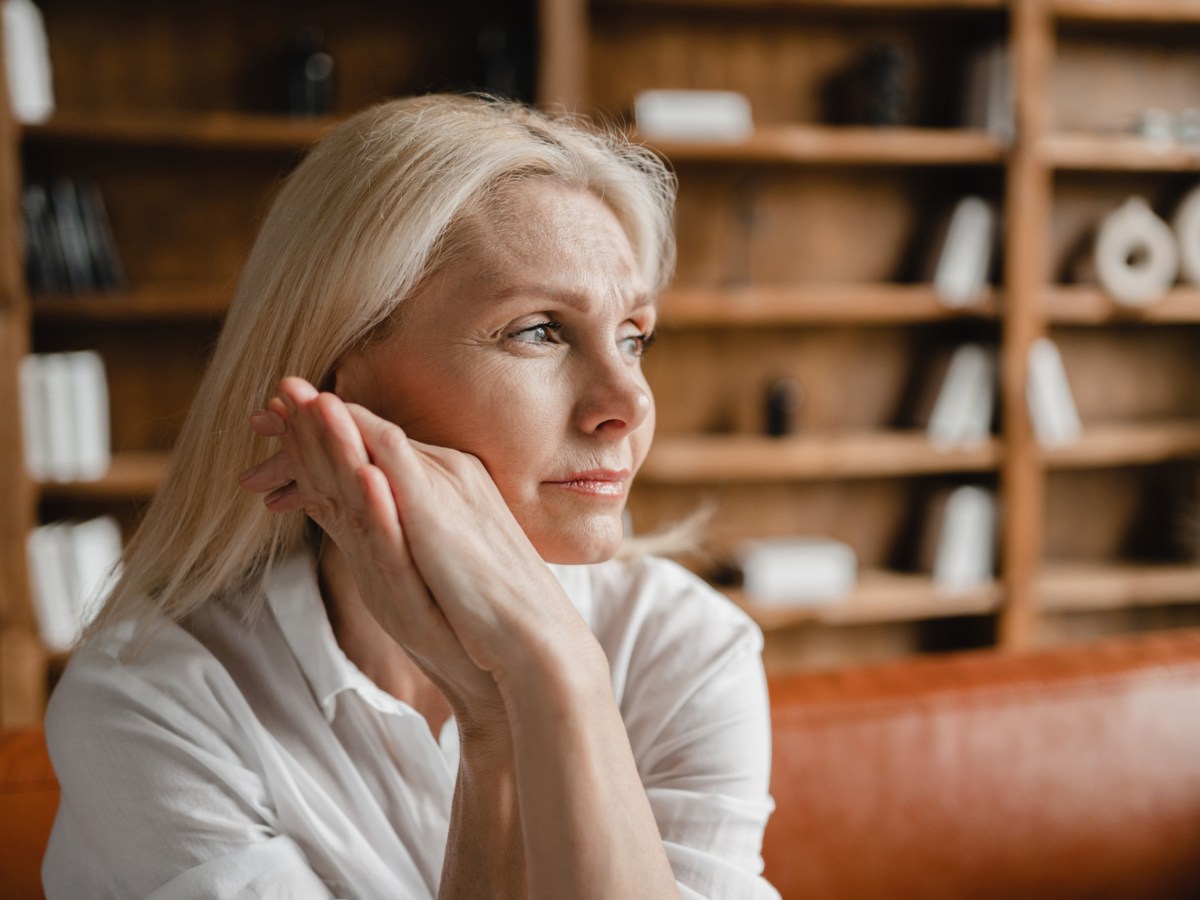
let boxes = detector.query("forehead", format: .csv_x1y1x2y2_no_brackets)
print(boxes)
456,180,643,293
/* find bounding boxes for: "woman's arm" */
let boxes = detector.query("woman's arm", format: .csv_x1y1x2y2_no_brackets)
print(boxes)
244,377,678,899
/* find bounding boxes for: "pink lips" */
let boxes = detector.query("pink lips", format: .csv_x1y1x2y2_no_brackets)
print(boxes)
547,469,631,498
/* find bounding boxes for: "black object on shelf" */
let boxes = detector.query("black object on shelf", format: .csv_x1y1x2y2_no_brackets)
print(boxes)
285,28,336,116
825,43,916,128
22,180,125,296
765,378,806,437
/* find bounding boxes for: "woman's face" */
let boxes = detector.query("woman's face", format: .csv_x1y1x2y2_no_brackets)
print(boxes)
335,179,657,564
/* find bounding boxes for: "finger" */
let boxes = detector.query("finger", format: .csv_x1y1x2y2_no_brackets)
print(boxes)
264,481,303,512
344,403,425,500
237,450,294,492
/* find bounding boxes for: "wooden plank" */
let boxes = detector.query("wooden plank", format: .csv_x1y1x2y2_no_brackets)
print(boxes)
1054,0,1200,23
1039,562,1200,611
32,283,230,323
640,432,1002,482
38,451,168,502
1044,421,1200,468
730,571,1003,631
601,0,1004,9
644,126,1006,166
1046,132,1200,172
539,0,589,106
25,111,338,152
660,283,1000,325
1045,286,1200,323
997,0,1054,649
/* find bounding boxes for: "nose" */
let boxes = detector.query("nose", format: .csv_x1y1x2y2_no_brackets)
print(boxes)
575,352,652,437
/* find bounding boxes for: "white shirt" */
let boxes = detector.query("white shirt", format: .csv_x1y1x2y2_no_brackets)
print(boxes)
43,551,779,899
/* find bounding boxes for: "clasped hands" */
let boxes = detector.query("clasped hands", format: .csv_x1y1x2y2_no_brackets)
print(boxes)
237,377,592,732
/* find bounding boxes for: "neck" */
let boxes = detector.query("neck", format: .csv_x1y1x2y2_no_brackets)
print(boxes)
317,537,453,736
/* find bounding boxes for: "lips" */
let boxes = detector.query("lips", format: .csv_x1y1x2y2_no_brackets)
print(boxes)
547,468,631,497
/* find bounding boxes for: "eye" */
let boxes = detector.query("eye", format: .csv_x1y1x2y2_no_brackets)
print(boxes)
509,321,562,344
620,330,656,358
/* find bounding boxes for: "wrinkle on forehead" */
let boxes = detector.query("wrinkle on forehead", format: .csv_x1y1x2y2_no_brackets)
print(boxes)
437,179,643,303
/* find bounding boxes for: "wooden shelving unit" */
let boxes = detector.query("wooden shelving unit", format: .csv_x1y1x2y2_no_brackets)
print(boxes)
2,0,1199,720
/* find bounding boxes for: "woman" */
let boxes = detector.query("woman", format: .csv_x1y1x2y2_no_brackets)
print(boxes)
43,95,778,899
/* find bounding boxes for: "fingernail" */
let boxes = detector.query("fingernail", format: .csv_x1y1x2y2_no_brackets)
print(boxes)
250,409,287,436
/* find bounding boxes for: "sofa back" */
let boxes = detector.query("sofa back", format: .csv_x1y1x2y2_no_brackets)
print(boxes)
6,630,1200,899
763,629,1200,899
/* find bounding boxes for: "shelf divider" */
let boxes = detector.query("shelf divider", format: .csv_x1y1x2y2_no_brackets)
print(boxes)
1039,562,1200,611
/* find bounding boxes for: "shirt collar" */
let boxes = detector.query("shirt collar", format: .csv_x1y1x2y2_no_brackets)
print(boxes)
264,548,596,723
265,548,417,723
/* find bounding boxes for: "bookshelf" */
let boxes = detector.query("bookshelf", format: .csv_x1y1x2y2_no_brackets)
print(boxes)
2,0,1200,722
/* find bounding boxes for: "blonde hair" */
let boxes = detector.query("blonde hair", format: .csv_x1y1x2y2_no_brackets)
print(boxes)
91,94,677,631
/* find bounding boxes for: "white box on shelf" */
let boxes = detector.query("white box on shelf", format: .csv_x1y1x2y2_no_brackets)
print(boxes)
634,90,753,143
928,343,995,450
736,536,857,607
1027,338,1082,448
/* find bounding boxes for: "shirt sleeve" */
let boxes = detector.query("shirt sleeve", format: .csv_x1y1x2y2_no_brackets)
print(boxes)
42,637,334,900
604,559,782,900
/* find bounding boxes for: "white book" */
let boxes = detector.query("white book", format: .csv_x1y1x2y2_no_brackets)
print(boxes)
2,0,55,125
68,515,122,629
933,486,996,592
1027,338,1083,448
635,90,753,143
736,536,857,606
39,353,78,482
934,197,996,308
66,350,111,481
18,354,49,480
27,523,79,652
928,343,995,450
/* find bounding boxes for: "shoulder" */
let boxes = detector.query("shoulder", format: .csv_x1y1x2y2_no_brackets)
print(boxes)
45,606,263,780
560,554,762,673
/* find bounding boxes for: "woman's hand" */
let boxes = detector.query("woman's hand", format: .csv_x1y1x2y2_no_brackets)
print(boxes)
239,378,508,732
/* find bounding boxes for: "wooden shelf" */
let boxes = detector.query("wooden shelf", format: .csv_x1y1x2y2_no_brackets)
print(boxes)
604,0,1003,9
32,283,230,323
1046,132,1200,171
1043,421,1200,469
37,451,168,502
660,283,999,326
1045,286,1200,324
640,431,1001,483
1039,561,1200,612
23,111,340,152
642,125,1006,166
729,570,1003,631
1054,0,1200,24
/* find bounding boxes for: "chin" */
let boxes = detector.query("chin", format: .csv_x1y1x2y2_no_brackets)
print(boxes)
531,515,625,565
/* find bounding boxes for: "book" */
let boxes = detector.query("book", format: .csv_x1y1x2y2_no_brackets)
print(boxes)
50,179,96,293
26,516,122,652
961,41,1013,144
19,351,112,482
927,343,995,450
77,181,125,291
1027,338,1082,448
933,197,996,308
923,485,997,592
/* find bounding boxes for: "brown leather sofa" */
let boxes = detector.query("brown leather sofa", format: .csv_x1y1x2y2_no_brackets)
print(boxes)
5,629,1200,899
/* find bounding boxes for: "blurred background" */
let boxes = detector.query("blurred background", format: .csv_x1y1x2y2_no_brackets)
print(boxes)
4,0,1200,726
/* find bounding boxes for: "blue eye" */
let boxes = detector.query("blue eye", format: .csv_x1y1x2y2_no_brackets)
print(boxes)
621,331,656,358
510,322,561,344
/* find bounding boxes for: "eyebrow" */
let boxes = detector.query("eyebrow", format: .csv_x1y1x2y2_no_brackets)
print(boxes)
492,284,655,312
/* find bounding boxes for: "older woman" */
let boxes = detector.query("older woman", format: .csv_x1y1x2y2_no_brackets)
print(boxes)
42,95,778,899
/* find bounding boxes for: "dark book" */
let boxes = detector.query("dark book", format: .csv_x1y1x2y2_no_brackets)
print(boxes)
77,182,125,291
50,180,96,293
21,183,67,294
